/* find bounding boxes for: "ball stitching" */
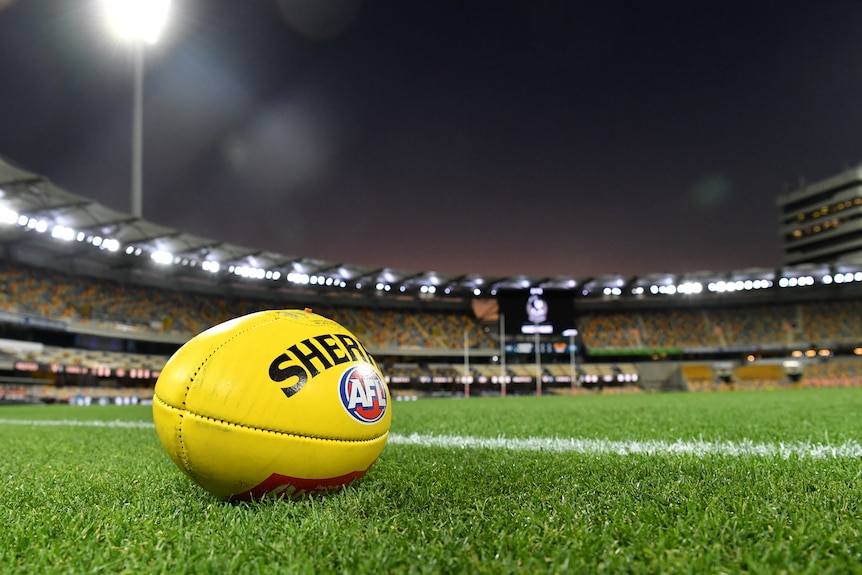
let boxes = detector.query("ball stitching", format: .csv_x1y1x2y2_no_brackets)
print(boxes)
174,314,284,479
155,395,386,444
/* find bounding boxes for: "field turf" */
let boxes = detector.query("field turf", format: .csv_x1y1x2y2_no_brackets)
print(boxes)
1,387,861,574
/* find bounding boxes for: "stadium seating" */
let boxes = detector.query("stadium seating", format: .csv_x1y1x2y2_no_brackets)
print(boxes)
0,261,495,350
579,302,862,351
3,259,862,401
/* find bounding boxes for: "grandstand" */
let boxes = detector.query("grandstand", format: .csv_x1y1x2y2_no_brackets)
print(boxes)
3,154,862,403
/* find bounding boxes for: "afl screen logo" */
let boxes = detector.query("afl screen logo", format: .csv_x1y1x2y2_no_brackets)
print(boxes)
339,365,388,424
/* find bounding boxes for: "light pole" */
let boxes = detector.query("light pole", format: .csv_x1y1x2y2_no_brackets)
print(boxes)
563,328,579,393
534,330,541,397
499,314,506,398
463,329,470,398
131,42,143,218
102,0,171,218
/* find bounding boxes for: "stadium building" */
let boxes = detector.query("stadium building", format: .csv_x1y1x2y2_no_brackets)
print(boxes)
778,167,862,266
2,155,862,404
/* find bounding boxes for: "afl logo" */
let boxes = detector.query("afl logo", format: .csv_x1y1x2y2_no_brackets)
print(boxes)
339,365,388,424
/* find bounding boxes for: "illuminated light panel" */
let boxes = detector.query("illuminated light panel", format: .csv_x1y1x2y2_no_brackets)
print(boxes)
676,282,702,295
51,225,76,242
830,272,862,284
102,238,121,252
778,275,815,288
231,265,265,279
0,206,17,224
102,0,172,44
151,250,173,265
708,279,773,292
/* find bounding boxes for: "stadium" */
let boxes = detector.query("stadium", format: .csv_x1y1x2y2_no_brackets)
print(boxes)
2,154,862,571
1,155,862,404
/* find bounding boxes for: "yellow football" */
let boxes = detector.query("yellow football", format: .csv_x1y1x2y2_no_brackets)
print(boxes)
152,308,391,500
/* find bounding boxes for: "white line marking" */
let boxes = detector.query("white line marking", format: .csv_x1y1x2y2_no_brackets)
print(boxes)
1,419,859,459
0,418,156,429
387,433,862,459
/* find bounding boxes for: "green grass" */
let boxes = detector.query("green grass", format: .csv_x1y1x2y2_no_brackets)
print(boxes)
1,388,861,574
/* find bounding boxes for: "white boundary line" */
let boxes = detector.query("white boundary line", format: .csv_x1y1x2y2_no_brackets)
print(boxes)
1,418,860,459
388,433,862,459
0,418,156,429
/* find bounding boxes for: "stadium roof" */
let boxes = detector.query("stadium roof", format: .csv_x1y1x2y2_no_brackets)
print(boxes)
3,154,862,307
0,155,521,303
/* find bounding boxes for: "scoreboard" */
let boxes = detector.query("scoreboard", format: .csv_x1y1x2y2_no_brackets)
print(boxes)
496,288,577,335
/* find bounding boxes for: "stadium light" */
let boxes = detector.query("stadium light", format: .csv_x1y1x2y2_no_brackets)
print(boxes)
151,250,174,265
102,0,171,219
102,238,121,252
201,260,219,273
102,0,171,44
51,225,76,242
31,219,49,233
0,205,17,225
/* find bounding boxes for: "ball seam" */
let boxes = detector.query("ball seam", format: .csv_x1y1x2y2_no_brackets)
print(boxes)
155,395,388,444
175,314,286,479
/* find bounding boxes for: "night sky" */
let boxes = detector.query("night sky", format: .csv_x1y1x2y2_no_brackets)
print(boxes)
1,1,862,279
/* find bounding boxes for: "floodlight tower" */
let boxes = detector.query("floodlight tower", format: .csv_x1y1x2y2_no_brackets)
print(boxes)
102,0,171,219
